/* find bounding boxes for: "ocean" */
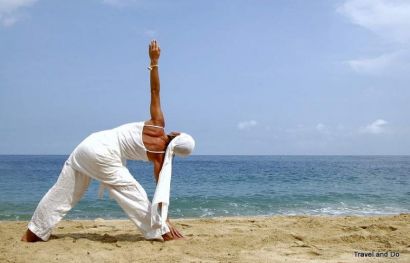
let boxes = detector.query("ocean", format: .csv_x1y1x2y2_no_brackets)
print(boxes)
0,155,409,220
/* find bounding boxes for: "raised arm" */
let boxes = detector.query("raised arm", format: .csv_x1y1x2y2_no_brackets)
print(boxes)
148,40,165,127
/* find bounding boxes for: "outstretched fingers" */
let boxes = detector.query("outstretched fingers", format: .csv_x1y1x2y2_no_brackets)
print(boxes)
173,227,184,239
161,223,185,241
148,39,160,61
151,40,160,50
168,222,184,239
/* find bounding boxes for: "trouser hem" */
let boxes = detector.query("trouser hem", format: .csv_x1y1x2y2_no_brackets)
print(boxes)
28,221,50,241
143,224,169,240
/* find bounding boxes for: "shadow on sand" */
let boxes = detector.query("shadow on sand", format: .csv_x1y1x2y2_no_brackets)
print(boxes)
51,233,150,243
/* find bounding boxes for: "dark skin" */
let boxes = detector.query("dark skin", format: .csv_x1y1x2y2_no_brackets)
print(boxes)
144,40,183,241
21,40,183,242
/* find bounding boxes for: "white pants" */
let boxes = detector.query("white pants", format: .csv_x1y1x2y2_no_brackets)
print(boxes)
28,161,169,241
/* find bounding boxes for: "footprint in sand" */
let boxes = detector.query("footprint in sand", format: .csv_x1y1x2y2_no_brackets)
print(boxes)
307,250,321,256
291,234,304,241
293,241,309,248
360,225,398,232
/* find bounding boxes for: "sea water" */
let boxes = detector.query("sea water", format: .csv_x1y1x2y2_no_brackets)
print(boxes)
0,155,409,220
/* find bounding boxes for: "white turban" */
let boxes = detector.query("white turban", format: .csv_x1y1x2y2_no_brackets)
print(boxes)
151,133,195,229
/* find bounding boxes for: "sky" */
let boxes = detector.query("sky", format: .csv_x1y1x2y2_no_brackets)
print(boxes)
1,0,409,155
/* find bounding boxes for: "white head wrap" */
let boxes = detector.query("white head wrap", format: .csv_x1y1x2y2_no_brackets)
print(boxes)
151,133,195,228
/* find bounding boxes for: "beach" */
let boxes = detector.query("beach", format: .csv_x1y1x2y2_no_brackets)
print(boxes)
1,214,409,263
1,156,409,262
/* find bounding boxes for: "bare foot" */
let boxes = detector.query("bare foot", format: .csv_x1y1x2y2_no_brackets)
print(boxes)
21,229,42,242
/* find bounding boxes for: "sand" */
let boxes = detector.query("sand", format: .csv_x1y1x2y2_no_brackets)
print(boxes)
0,214,409,263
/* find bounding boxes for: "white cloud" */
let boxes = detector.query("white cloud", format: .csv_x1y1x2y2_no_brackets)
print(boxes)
338,0,410,43
347,51,410,75
238,120,257,130
0,0,36,11
338,0,410,75
0,0,37,27
360,119,388,134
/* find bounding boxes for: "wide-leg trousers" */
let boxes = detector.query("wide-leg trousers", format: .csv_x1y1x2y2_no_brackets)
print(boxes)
28,161,169,241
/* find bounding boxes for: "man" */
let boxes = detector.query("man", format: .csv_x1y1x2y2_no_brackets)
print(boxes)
21,40,195,242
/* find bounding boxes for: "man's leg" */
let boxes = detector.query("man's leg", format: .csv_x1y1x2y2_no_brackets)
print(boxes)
107,176,169,240
22,162,90,242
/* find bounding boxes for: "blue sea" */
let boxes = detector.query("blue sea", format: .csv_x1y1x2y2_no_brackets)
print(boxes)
0,155,409,220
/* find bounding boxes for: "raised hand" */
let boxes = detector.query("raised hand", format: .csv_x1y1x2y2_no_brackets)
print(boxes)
149,40,161,64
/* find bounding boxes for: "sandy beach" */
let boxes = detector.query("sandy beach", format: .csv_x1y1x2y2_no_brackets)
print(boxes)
0,214,408,262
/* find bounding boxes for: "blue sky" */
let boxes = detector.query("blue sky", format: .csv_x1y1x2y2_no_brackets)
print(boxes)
1,0,409,155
